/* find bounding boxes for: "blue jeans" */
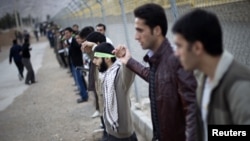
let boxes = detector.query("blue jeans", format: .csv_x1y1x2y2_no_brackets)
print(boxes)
74,67,88,100
71,63,79,90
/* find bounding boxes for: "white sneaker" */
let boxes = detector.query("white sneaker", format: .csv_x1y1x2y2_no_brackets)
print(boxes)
91,111,100,118
92,128,104,133
100,123,103,128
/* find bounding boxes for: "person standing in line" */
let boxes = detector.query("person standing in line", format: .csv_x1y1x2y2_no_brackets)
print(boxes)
9,39,24,81
64,27,88,103
78,26,95,70
47,28,55,48
58,29,68,68
72,24,80,35
172,9,250,141
96,23,113,44
113,3,197,141
81,32,108,140
21,38,36,85
92,42,137,141
75,33,88,90
78,26,96,99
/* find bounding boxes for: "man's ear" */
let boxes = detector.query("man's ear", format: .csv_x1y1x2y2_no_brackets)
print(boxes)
193,41,204,56
153,25,162,36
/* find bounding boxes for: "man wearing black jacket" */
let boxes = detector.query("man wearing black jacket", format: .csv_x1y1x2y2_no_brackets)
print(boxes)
64,27,88,103
21,38,36,85
9,39,24,80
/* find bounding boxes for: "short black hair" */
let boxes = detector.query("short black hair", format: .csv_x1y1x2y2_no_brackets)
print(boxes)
73,24,79,28
79,26,94,39
64,27,73,33
134,3,168,36
172,9,223,56
86,32,106,44
96,23,106,31
13,39,17,44
24,38,29,44
94,42,116,63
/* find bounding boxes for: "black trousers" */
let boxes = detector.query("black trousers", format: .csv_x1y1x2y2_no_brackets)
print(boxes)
101,116,108,138
88,62,95,91
14,61,24,78
22,58,35,83
88,62,99,110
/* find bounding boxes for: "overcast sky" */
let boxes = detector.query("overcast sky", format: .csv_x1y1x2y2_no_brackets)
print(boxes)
0,0,70,21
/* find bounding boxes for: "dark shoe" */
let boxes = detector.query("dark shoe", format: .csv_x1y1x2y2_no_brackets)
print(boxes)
77,98,88,103
25,82,30,85
18,74,23,81
99,133,108,141
31,81,37,84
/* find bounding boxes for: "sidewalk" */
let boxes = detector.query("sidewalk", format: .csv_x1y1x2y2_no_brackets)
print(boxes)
0,39,146,141
131,98,153,141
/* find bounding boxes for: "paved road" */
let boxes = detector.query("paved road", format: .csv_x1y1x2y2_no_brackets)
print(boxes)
0,42,47,111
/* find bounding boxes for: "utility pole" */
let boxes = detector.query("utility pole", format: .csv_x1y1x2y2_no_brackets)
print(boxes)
14,0,20,29
17,0,23,31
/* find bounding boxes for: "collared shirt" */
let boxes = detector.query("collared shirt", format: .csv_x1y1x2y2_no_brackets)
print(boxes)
147,50,154,58
68,37,73,44
202,78,213,141
202,50,233,141
106,37,113,45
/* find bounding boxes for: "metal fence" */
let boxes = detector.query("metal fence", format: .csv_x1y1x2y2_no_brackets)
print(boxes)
52,0,250,102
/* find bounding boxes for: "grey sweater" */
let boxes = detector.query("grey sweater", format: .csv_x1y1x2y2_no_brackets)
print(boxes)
104,64,135,138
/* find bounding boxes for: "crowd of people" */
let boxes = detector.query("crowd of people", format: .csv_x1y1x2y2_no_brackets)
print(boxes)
9,3,250,141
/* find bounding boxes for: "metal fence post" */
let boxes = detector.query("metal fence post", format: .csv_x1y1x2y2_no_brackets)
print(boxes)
119,0,140,103
14,0,20,29
83,0,95,27
17,0,23,31
119,0,130,49
97,0,108,35
169,0,179,20
66,7,74,26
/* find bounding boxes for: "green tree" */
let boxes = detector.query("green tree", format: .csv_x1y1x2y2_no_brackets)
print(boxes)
0,13,16,29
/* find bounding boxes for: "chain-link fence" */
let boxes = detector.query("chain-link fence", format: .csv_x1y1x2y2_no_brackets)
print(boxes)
52,0,250,102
